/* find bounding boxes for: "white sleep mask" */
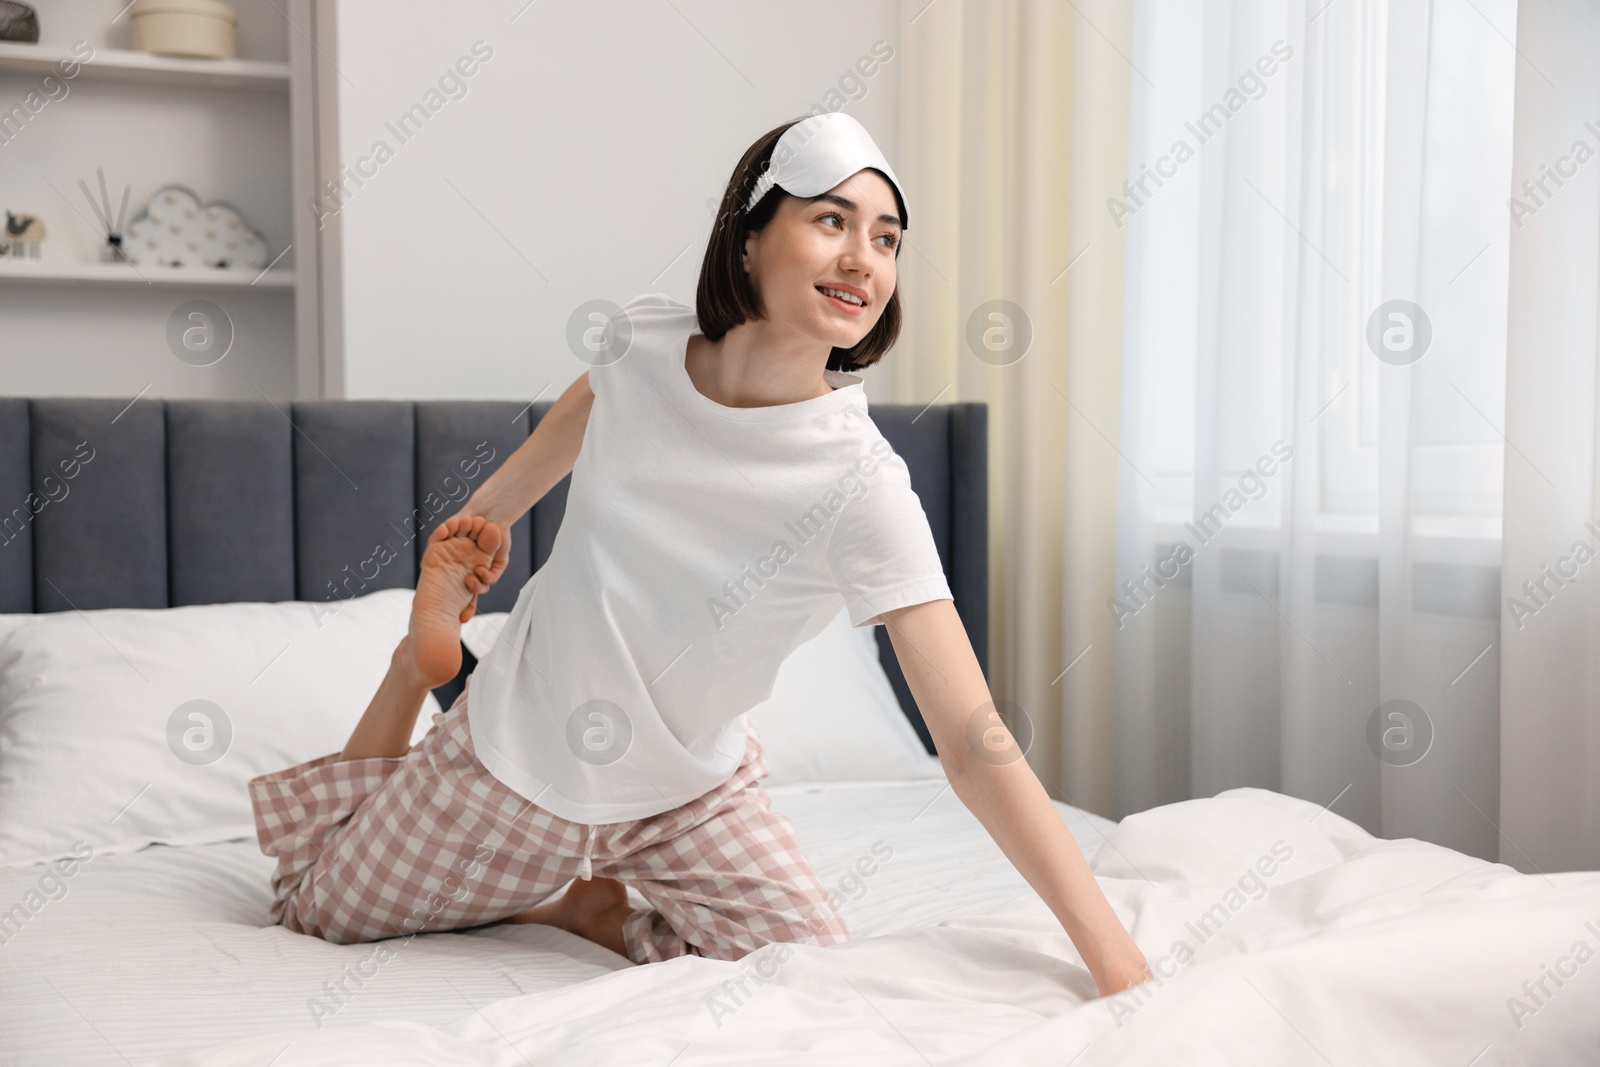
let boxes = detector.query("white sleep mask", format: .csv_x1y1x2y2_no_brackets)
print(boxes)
744,112,910,230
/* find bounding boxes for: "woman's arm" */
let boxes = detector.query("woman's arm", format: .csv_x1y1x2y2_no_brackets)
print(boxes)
881,597,1153,998
455,371,595,586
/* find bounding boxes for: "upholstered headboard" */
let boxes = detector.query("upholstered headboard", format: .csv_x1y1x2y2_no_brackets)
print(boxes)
0,397,987,753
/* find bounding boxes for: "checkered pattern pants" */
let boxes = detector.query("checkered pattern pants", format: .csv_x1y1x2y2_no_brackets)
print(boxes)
248,687,849,965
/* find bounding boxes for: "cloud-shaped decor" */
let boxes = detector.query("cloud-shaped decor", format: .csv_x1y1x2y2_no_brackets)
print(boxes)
124,184,270,270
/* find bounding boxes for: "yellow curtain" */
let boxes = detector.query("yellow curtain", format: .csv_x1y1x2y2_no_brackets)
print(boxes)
892,0,1132,816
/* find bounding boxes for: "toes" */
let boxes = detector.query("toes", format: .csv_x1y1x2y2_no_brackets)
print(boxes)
432,516,503,559
436,515,467,543
439,515,478,540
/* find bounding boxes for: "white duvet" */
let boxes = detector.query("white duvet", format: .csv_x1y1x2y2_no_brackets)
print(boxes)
0,778,1109,1065
151,786,1600,1066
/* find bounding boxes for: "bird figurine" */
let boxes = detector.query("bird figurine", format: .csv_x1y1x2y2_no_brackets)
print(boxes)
0,210,45,258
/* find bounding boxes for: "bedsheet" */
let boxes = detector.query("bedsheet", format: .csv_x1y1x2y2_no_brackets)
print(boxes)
0,777,1114,1066
154,786,1600,1066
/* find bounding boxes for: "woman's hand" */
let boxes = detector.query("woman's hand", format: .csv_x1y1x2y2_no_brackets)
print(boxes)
450,513,510,596
1090,941,1155,998
878,601,1158,1005
477,518,511,591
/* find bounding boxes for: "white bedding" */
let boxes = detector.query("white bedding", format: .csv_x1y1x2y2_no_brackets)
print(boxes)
151,787,1600,1066
0,777,1115,1066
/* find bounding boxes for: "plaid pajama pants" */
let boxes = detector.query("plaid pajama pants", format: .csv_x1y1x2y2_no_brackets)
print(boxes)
248,686,850,965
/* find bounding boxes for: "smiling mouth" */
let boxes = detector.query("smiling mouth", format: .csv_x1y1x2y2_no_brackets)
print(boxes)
817,286,868,311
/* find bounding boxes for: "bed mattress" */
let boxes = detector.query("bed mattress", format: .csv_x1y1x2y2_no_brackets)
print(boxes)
0,777,1114,1066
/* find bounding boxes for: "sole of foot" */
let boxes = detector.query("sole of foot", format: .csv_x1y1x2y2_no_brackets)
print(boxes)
409,515,502,688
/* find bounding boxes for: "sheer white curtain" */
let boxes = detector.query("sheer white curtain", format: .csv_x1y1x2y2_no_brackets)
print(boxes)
1500,3,1600,873
1113,0,1521,862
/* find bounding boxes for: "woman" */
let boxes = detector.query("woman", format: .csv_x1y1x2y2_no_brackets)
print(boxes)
250,113,1153,998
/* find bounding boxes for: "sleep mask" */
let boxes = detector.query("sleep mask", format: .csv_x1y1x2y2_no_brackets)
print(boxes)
744,112,909,230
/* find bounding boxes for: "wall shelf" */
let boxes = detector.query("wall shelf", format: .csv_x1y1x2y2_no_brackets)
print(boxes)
0,40,289,91
0,0,328,400
0,259,295,289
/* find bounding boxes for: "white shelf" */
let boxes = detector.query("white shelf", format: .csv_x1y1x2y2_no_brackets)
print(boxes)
0,260,295,289
0,40,289,91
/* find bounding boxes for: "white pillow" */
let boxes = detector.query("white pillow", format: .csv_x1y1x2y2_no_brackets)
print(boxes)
0,588,441,868
462,604,943,786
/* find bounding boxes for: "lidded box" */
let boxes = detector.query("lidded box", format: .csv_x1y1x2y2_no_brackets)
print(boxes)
129,0,237,60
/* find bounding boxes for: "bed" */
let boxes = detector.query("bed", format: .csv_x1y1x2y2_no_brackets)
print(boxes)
1,397,1597,1066
0,777,1117,1065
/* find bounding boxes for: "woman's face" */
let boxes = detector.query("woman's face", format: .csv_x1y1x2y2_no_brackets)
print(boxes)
741,168,901,350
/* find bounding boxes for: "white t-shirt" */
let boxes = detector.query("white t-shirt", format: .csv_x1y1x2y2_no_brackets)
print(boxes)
466,292,954,823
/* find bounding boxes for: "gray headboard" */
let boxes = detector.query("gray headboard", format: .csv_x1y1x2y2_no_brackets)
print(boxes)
0,397,987,754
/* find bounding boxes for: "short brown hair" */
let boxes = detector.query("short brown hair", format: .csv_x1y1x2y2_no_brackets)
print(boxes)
695,118,905,374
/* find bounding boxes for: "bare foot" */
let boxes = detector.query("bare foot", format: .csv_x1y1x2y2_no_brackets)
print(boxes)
409,515,502,687
506,876,633,958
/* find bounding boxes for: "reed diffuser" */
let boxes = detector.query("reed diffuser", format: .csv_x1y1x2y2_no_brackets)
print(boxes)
78,167,132,264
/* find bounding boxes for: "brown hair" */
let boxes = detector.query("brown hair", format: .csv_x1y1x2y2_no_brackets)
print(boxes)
695,118,905,374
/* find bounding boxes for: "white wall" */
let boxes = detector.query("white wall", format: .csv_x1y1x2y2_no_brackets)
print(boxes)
331,0,903,403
